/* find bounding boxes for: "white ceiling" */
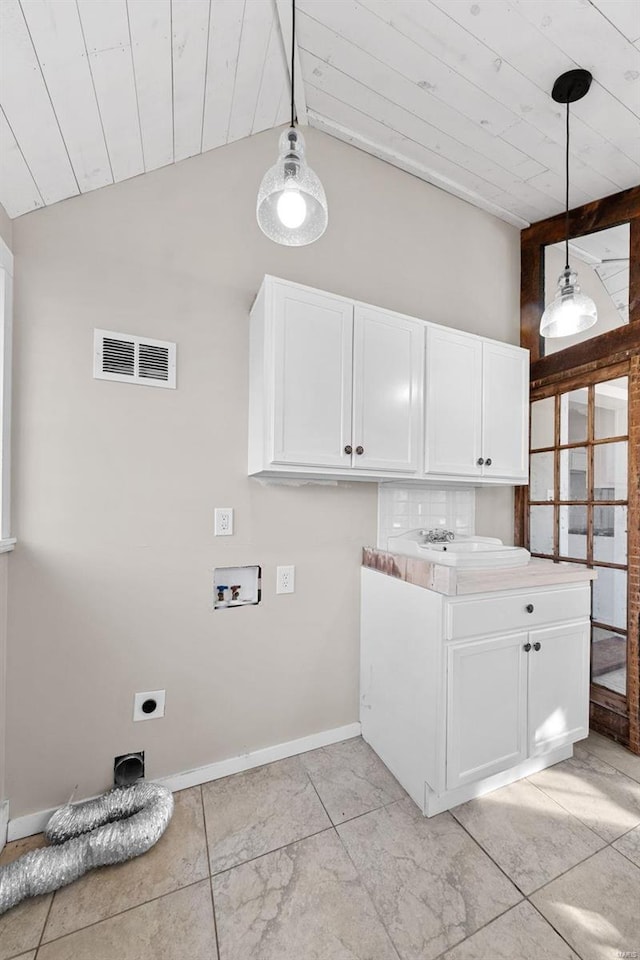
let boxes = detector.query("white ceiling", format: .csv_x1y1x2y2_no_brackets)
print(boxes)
1,0,639,226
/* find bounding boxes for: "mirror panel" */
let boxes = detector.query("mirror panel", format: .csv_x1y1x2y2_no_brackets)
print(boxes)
543,224,629,357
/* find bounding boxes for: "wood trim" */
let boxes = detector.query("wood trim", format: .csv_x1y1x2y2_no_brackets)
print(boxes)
521,180,639,752
521,185,640,366
522,186,640,248
531,326,640,382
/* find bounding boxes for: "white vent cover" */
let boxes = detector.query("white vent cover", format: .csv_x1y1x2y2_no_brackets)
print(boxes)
93,329,176,388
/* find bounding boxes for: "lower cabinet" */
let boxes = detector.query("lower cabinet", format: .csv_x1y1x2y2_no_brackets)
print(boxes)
359,569,594,817
446,621,590,791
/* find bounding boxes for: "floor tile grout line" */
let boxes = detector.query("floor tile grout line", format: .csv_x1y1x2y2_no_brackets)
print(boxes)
30,875,210,950
330,821,402,960
525,772,640,844
573,741,640,785
200,784,221,960
524,846,605,899
210,824,335,878
448,810,529,898
429,899,529,960
579,736,640,783
524,759,640,843
525,896,587,959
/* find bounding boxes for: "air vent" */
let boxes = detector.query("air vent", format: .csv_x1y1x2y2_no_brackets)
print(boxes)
94,329,176,388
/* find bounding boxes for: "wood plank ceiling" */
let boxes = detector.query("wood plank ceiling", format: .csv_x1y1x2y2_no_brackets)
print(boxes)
1,0,639,226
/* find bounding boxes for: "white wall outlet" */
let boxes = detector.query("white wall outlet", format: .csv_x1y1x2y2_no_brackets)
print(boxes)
133,690,166,722
276,565,295,594
215,507,234,536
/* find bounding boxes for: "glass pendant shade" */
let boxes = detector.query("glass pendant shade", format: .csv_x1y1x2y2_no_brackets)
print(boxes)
257,128,328,246
540,267,598,338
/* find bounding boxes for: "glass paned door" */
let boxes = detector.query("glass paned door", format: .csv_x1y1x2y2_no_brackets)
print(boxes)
528,376,629,698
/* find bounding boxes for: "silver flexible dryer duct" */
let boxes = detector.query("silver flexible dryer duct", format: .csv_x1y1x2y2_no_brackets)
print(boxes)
0,781,174,915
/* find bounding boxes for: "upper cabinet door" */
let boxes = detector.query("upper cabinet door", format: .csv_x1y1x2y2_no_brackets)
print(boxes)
352,306,423,473
425,326,482,477
482,342,529,480
271,282,353,468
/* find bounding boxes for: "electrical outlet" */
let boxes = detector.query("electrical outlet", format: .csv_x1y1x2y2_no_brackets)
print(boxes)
215,507,234,536
276,565,295,594
133,690,166,722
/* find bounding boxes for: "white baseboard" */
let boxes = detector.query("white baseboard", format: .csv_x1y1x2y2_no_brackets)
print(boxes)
7,721,361,842
0,798,8,852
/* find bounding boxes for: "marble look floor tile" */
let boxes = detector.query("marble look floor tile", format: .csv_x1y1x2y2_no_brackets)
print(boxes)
529,749,640,842
37,879,217,960
440,901,580,960
300,737,406,824
337,799,521,960
581,731,640,783
202,756,331,874
212,829,398,960
0,834,52,960
42,786,209,942
612,824,640,867
451,778,605,894
9,953,37,960
531,846,640,960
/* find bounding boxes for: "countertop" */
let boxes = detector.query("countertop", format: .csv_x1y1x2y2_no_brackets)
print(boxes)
362,547,597,597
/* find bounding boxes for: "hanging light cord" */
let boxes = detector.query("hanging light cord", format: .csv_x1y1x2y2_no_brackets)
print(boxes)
290,0,296,128
564,100,570,271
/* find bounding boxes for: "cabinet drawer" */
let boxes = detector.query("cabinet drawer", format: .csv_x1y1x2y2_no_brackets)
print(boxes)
446,585,590,640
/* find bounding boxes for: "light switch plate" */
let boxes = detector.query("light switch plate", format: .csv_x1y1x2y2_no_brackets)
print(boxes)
215,507,233,536
276,565,295,594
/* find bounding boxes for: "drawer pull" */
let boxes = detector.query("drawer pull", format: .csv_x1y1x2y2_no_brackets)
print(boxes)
477,457,484,466
485,458,492,466
344,445,353,455
524,642,532,652
356,445,364,455
526,603,534,613
533,641,542,651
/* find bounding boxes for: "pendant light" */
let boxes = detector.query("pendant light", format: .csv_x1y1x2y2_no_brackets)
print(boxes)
540,70,597,338
256,0,328,245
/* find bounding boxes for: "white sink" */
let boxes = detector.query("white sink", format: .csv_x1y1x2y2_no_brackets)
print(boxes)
387,531,531,569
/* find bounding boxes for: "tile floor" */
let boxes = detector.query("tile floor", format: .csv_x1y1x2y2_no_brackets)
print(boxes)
1,731,639,960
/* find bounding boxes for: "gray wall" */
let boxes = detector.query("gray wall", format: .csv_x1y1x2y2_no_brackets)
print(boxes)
1,200,12,838
7,127,520,816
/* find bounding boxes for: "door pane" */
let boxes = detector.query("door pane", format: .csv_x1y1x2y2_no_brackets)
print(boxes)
559,505,587,559
560,388,588,444
594,377,628,439
530,506,554,555
530,451,554,501
593,568,627,631
593,506,627,564
594,442,627,499
559,447,587,500
592,626,626,695
531,397,555,449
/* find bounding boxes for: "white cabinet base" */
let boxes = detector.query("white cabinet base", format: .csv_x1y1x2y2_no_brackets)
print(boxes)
422,743,572,817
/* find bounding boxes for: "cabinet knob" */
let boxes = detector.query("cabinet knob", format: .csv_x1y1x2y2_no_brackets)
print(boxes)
526,603,534,613
355,445,364,455
485,458,492,466
533,641,542,651
477,457,484,466
524,643,532,652
344,445,353,455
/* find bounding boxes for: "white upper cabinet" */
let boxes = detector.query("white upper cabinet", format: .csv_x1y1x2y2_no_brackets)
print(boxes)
425,327,483,477
269,281,353,469
248,276,529,483
425,326,529,481
352,305,423,474
482,341,529,481
249,277,422,478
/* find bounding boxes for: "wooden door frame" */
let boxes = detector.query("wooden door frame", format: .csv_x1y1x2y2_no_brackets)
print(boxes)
517,185,640,754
